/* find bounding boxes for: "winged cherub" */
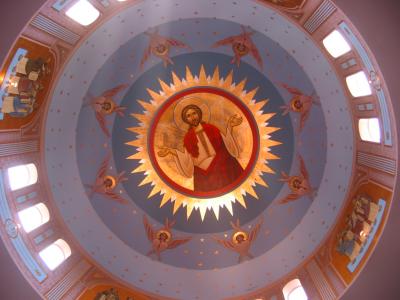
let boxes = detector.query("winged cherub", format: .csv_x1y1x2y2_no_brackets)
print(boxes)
84,153,128,204
279,83,320,133
140,28,190,68
143,215,191,261
212,25,263,69
213,217,263,263
84,84,128,137
278,155,315,204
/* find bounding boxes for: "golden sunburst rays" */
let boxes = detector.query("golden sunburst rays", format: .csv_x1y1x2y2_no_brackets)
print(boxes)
126,65,281,221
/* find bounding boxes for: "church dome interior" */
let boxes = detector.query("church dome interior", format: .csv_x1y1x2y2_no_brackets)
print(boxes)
0,0,399,299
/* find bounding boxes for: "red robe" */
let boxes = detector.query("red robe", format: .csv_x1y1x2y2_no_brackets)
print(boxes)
183,123,244,192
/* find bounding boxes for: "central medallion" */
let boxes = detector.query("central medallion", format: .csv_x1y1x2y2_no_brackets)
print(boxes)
127,66,281,220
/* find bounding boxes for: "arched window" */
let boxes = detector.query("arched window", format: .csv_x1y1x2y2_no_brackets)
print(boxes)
323,30,351,58
7,163,38,191
39,239,71,270
358,118,381,143
345,71,372,97
66,0,100,26
18,202,50,233
282,279,308,300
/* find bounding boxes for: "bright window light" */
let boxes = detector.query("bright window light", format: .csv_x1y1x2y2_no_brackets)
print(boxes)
359,118,381,143
39,239,71,270
288,287,308,300
18,203,50,233
346,71,372,97
66,0,100,26
323,30,351,58
7,163,38,191
283,279,308,300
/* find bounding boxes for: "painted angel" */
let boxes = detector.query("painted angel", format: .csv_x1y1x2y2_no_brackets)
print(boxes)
212,25,263,69
143,215,191,261
213,217,263,263
279,83,319,133
84,84,128,137
278,155,315,204
140,28,190,68
84,153,128,205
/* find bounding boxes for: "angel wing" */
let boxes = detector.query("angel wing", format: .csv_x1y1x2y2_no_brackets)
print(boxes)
103,190,129,205
278,193,300,204
298,108,311,132
279,171,290,182
101,84,128,98
166,37,190,49
97,153,110,179
230,219,242,231
140,44,152,69
280,83,303,96
212,35,236,47
280,104,291,116
113,105,127,117
249,44,263,69
165,218,176,229
167,237,191,249
95,112,110,137
213,237,236,251
298,155,309,180
248,218,263,242
143,215,155,242
83,92,96,107
116,171,128,183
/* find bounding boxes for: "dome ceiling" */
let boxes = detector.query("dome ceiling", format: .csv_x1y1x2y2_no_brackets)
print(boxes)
44,0,353,298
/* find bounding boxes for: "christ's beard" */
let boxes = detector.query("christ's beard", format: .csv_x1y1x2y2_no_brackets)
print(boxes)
190,119,200,127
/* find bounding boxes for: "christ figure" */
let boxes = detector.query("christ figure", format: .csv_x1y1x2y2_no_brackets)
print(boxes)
158,104,244,192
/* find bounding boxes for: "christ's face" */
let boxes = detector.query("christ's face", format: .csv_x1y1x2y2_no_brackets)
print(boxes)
184,108,201,127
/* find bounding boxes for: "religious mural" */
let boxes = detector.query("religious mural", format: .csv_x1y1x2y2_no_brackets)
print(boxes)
75,16,327,270
128,66,281,220
264,0,306,9
0,37,54,129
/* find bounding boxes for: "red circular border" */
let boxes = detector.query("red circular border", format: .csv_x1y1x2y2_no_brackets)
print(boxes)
148,87,260,199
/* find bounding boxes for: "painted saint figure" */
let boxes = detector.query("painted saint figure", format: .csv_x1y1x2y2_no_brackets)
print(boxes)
143,215,191,261
158,102,244,192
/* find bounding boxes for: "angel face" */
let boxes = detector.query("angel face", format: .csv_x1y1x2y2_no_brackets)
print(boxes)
289,176,304,191
153,43,169,56
103,176,116,190
233,42,249,56
235,233,246,243
101,100,114,113
159,232,169,242
291,96,304,112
